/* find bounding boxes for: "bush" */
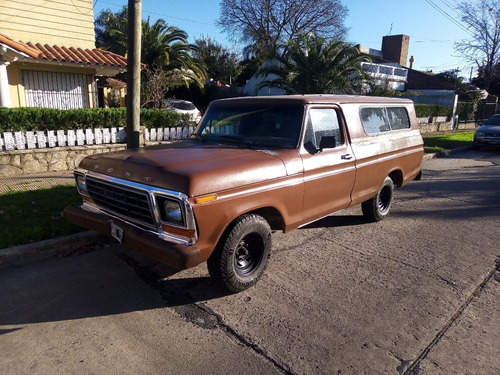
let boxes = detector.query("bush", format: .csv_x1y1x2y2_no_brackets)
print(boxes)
0,107,192,132
414,104,451,118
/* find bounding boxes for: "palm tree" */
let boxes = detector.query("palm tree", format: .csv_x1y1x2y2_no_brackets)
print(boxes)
95,8,207,88
257,33,371,94
141,19,207,87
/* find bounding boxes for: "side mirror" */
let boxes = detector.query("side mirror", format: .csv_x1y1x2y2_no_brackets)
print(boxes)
319,136,336,150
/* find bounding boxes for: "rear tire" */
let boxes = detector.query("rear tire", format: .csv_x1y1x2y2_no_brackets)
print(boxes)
362,177,394,222
207,214,272,293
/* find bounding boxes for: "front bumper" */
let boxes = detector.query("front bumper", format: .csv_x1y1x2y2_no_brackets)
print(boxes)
474,136,500,146
63,206,201,270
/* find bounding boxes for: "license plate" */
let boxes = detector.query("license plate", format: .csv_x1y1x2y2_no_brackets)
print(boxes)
111,223,124,243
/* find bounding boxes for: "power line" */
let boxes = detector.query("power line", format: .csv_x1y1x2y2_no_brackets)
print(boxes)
96,0,214,27
438,0,461,14
425,0,471,35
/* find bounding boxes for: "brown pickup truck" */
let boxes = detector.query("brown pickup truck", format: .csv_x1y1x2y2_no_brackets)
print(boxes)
64,95,424,292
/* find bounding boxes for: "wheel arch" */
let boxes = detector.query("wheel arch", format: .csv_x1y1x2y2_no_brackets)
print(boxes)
250,206,286,232
388,169,403,187
213,206,283,245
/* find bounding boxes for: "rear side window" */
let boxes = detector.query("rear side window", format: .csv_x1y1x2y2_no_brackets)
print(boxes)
360,107,410,134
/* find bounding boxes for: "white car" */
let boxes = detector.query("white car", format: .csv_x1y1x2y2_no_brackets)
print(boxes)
142,99,202,123
168,99,202,123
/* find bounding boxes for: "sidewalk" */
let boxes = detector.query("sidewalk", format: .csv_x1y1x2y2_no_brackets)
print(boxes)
0,170,75,194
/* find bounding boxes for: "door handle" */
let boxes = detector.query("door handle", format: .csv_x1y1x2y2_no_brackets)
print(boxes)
341,154,353,160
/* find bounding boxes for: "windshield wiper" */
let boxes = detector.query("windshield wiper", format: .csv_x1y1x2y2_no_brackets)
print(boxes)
214,135,261,148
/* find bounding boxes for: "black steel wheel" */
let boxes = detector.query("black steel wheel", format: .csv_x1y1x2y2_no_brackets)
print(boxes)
207,213,272,293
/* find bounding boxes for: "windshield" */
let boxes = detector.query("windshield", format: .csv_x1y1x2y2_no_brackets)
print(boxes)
485,115,500,126
170,100,196,110
193,104,304,149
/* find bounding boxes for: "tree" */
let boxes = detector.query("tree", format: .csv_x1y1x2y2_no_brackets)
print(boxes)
436,69,463,85
95,8,207,92
256,33,370,95
218,0,348,60
95,7,129,55
455,0,500,92
193,36,241,85
472,62,500,97
141,67,169,108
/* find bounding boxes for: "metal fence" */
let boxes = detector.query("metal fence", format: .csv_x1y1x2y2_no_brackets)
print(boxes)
457,102,497,124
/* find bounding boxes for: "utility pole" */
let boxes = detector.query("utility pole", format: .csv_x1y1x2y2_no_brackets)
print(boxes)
126,0,142,149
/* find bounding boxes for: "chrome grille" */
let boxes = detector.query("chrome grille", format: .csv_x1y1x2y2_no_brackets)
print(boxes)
86,177,156,227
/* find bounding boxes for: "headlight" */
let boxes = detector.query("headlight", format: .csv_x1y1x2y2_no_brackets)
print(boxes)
157,197,185,226
75,174,89,196
476,131,485,136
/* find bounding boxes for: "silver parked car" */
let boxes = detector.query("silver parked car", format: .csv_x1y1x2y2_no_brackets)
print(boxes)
473,114,500,149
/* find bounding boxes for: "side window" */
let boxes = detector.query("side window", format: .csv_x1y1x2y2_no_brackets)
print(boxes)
304,108,344,152
387,107,410,130
360,106,410,134
360,107,390,134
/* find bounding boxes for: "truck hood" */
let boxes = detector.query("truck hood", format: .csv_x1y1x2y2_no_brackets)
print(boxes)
78,142,296,197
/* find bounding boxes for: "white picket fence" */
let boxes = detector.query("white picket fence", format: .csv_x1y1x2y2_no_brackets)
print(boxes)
0,126,195,151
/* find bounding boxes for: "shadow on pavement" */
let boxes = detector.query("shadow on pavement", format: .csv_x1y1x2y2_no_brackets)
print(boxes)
301,214,368,229
0,247,228,328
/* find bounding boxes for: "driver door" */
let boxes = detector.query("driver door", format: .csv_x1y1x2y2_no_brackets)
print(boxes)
300,107,357,224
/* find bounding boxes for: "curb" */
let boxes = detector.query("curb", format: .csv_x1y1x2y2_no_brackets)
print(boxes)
423,145,473,160
0,231,106,268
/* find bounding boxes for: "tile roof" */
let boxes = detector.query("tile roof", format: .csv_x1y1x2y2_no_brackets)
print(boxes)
106,77,127,88
0,33,128,68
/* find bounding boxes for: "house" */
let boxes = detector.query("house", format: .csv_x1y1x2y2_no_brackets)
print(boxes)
359,34,459,120
359,34,411,91
0,0,128,109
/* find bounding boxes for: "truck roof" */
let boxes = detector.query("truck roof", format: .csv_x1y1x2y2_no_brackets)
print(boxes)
210,94,414,106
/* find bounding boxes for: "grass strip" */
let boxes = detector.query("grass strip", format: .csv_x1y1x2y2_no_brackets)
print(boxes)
0,185,83,249
423,131,474,153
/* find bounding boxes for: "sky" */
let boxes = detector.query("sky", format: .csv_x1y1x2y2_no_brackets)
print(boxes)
92,0,476,80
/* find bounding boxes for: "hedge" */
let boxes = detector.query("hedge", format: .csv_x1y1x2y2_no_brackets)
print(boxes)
0,107,193,132
414,104,451,118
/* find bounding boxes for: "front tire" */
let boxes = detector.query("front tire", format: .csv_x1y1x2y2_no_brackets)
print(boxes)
207,213,272,293
362,176,394,222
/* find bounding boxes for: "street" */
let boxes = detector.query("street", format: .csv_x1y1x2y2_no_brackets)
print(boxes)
1,148,499,374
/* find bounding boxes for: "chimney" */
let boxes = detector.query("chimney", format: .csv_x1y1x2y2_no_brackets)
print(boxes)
409,55,414,69
382,34,410,67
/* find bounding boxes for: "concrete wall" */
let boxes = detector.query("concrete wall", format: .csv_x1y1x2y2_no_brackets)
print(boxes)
0,144,127,177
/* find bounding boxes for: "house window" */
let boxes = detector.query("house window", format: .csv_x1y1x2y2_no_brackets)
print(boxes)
23,71,90,109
